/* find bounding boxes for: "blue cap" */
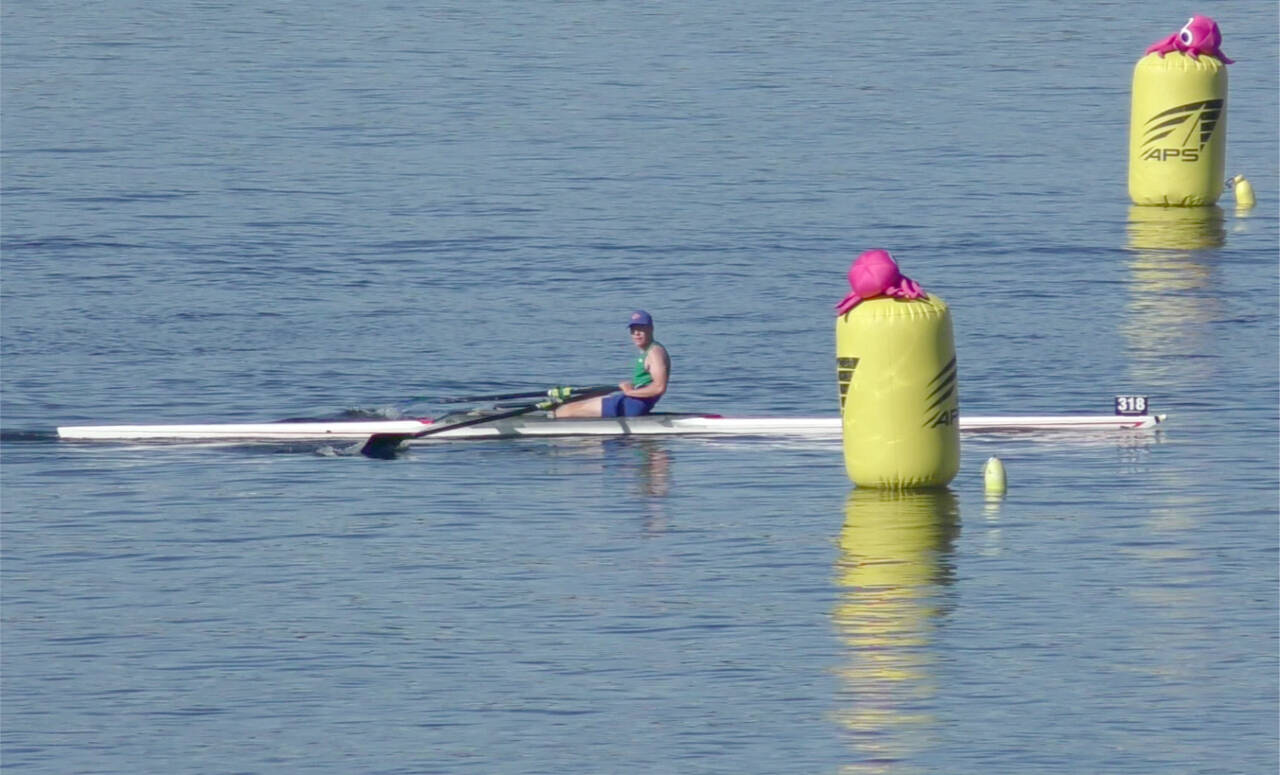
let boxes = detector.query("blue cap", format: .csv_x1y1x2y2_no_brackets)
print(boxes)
628,310,653,328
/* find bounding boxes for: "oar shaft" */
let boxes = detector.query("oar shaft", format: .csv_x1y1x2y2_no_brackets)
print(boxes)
413,402,549,438
436,388,548,404
363,385,616,458
431,384,615,405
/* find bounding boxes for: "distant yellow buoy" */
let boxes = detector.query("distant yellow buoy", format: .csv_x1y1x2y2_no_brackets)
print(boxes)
1228,174,1256,209
983,456,1007,495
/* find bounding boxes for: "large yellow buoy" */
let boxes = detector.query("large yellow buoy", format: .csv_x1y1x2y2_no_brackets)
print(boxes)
836,293,959,489
1128,41,1229,205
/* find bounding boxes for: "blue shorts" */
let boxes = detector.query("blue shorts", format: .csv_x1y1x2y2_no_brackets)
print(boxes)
601,393,659,417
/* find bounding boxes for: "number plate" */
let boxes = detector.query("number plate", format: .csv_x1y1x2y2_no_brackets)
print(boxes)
1114,395,1149,416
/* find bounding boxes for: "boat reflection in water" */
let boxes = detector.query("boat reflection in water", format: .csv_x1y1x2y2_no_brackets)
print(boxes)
832,487,960,773
1124,205,1226,387
551,437,669,533
589,437,671,497
602,437,672,533
625,439,672,499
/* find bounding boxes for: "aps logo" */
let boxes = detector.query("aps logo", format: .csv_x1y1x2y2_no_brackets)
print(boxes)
1140,99,1223,162
923,356,958,428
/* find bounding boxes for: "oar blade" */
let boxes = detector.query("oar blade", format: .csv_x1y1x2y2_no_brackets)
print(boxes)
360,433,410,459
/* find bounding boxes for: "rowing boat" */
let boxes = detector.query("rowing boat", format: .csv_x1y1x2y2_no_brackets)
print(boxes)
56,410,1166,442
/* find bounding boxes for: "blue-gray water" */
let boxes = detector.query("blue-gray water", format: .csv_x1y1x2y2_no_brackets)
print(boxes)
3,2,1277,773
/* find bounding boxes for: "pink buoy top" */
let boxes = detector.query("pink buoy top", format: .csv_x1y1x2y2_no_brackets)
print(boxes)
1145,15,1233,64
834,249,926,316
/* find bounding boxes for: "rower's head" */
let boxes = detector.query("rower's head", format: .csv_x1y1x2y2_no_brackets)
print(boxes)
628,309,654,346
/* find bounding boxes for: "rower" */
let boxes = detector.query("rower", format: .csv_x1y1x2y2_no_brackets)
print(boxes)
555,310,671,418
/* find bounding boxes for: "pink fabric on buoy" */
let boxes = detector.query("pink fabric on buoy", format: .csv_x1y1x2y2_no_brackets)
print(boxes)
1145,15,1233,64
834,249,926,316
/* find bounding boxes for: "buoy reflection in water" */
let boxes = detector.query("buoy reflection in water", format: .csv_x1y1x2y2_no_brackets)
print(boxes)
831,488,960,773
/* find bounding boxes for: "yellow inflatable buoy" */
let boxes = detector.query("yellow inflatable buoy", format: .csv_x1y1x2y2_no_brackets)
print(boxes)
1128,51,1228,206
834,250,959,489
836,293,960,489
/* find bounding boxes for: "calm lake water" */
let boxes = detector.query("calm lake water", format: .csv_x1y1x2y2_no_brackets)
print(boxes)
3,1,1277,773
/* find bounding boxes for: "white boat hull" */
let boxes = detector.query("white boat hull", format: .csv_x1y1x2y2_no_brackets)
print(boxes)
56,412,1165,442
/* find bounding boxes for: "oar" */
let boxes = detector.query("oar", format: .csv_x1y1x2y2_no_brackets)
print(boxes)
435,384,614,405
361,385,616,459
399,384,615,408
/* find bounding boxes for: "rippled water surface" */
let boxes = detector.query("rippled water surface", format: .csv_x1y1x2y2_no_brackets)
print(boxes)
3,1,1277,773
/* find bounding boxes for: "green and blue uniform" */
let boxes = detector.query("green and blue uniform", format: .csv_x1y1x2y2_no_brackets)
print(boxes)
603,341,665,417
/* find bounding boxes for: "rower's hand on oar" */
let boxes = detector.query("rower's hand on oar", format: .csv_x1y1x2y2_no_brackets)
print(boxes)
546,386,575,404
545,385,614,405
